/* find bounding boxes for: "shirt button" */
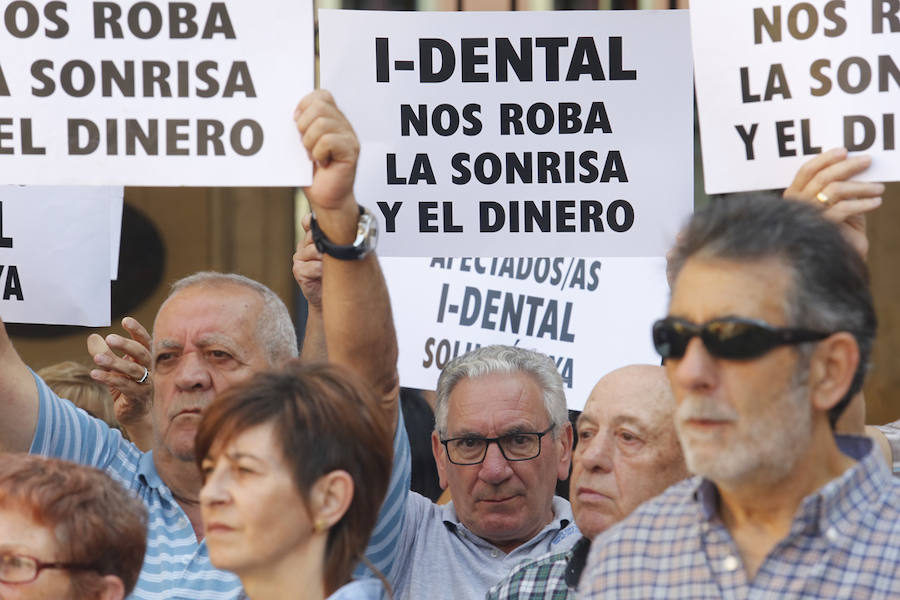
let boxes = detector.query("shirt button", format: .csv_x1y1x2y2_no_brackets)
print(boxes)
722,555,740,571
826,527,839,542
490,550,499,558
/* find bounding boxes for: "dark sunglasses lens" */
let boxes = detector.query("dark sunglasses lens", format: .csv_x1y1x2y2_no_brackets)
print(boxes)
702,320,778,359
652,319,689,358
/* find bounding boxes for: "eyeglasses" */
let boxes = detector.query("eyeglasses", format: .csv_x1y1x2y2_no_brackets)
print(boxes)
440,425,555,465
0,553,98,584
652,316,832,361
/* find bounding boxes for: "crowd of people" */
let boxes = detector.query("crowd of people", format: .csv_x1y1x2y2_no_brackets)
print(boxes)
1,64,899,600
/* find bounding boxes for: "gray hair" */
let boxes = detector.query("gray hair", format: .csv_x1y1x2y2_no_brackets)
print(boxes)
434,345,568,436
163,271,298,367
667,193,876,427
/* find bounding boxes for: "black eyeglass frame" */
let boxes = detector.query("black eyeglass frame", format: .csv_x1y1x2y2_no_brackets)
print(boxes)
440,425,556,466
652,316,833,361
0,553,99,584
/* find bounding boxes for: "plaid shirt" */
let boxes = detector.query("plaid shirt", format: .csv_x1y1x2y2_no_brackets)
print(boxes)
577,436,900,599
487,537,591,600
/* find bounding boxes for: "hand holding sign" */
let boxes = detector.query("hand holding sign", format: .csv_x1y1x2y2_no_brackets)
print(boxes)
783,147,885,259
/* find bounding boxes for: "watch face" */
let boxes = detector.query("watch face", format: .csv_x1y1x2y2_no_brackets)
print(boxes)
356,210,378,254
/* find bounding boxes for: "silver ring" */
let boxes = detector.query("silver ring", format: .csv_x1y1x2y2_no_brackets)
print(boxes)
136,366,150,384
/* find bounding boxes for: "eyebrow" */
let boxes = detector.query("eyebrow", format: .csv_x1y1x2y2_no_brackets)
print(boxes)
449,423,544,438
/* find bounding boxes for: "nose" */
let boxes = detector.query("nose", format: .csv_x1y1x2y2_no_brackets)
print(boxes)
477,441,514,485
199,464,231,507
669,337,717,394
578,430,614,473
174,351,213,391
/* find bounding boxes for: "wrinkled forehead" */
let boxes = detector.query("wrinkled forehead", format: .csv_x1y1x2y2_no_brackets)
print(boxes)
669,256,793,324
446,371,550,430
582,370,674,430
153,282,264,344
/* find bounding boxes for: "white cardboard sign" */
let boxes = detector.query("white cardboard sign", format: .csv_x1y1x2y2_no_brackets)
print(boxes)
320,9,693,257
0,1,313,186
381,256,669,411
0,186,113,326
691,0,900,193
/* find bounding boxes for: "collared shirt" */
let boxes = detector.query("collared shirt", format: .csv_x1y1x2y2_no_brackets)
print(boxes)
386,492,580,600
29,372,411,600
327,578,386,600
875,419,900,475
577,436,900,600
486,536,591,600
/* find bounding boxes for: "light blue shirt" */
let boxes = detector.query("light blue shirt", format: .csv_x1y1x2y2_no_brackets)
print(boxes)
29,372,411,600
327,578,386,600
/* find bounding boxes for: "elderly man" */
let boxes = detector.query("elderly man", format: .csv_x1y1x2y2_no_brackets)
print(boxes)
371,344,575,599
578,195,900,598
486,364,689,599
0,91,406,600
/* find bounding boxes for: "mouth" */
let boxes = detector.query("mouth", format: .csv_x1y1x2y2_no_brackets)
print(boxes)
173,407,203,420
575,487,613,504
478,495,518,505
205,522,235,534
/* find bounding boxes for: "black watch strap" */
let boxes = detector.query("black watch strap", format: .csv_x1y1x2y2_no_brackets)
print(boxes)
309,206,376,260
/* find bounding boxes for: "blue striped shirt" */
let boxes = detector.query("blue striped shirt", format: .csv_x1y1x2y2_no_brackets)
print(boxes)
29,372,411,600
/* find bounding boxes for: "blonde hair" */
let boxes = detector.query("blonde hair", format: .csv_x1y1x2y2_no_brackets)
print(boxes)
38,361,119,430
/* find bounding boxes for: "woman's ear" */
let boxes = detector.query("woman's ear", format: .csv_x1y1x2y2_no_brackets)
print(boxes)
97,575,126,600
310,470,354,531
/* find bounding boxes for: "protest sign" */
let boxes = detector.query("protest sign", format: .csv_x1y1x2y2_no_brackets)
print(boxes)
320,9,693,257
691,0,900,193
381,256,668,411
0,186,113,326
0,1,313,186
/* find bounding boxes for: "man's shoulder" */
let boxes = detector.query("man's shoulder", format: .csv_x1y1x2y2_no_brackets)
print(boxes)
594,477,699,550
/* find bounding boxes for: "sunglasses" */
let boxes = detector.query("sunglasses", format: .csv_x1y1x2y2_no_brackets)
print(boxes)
652,316,832,360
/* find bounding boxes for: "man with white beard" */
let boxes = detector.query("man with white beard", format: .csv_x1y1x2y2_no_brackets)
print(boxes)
577,194,900,599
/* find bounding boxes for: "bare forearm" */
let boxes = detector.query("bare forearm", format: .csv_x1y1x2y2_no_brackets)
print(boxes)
299,305,328,363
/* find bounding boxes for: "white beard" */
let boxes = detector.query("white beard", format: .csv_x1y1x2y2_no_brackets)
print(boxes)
674,381,812,487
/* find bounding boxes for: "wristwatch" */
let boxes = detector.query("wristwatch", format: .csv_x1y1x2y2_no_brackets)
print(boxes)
310,205,378,260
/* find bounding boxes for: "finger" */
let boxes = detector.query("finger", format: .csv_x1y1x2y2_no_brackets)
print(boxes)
105,334,152,367
302,212,312,232
819,181,886,203
87,333,114,359
295,260,323,281
823,197,883,223
309,131,360,167
801,155,873,197
295,96,347,138
785,147,848,195
92,350,149,382
122,316,152,350
90,368,140,391
294,90,336,123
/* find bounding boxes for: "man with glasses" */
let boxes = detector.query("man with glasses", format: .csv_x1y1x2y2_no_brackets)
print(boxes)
578,194,900,598
380,344,577,599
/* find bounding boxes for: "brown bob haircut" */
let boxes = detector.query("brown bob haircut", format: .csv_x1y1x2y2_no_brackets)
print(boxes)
194,361,393,596
0,454,148,597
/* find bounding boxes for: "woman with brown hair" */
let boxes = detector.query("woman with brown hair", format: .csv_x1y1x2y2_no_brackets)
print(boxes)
0,454,147,600
195,361,393,600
